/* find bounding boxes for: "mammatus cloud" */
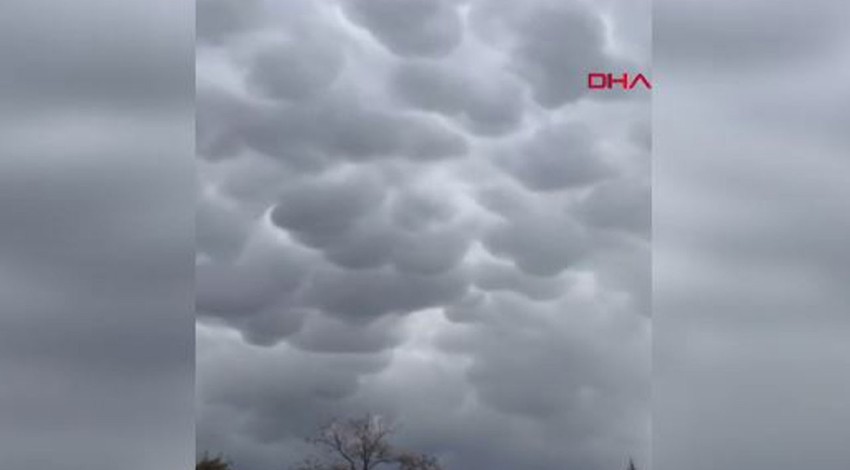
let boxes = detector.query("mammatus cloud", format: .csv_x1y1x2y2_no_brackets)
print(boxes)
341,0,464,58
495,121,614,192
391,61,525,136
197,0,650,469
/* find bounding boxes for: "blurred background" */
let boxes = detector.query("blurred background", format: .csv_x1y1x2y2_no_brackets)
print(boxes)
654,0,850,469
0,0,194,468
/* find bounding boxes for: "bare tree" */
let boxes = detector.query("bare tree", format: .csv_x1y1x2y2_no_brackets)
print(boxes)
395,453,442,470
294,415,443,470
197,453,233,470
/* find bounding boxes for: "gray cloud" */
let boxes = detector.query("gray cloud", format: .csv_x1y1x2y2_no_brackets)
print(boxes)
391,61,525,135
469,0,634,108
496,121,615,192
239,95,469,163
341,0,463,58
484,208,589,277
271,170,388,248
247,36,345,102
197,0,651,469
579,179,651,238
301,265,469,321
472,259,573,301
197,0,263,44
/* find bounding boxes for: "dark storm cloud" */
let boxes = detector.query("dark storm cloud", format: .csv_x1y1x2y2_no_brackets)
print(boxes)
207,91,469,164
391,61,525,135
578,179,651,238
198,328,392,439
268,168,473,275
471,259,573,301
0,1,193,468
301,265,469,321
197,0,651,469
196,84,256,161
196,232,310,317
341,0,463,58
198,0,263,44
510,5,611,107
271,171,388,248
655,1,850,469
246,35,345,102
469,0,633,108
197,188,255,259
496,121,615,192
484,207,589,277
450,293,648,429
286,313,405,354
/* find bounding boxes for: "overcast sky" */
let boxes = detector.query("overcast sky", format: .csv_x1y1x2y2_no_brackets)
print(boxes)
654,0,850,469
0,0,194,468
3,1,845,469
196,0,650,469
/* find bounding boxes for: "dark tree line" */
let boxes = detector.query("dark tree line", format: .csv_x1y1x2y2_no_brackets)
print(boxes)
197,415,442,470
198,415,640,470
196,454,233,470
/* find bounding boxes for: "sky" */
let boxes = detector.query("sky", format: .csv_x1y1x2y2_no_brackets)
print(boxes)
654,0,850,469
0,0,194,468
196,0,651,469
1,1,847,470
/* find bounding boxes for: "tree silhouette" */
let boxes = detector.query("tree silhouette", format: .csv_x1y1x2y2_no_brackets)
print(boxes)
627,457,637,470
197,454,233,470
294,415,443,470
396,453,442,470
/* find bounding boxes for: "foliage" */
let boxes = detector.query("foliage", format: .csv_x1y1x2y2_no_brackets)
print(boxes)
197,454,233,470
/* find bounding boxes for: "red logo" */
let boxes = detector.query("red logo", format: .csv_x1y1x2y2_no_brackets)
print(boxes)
587,73,652,90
